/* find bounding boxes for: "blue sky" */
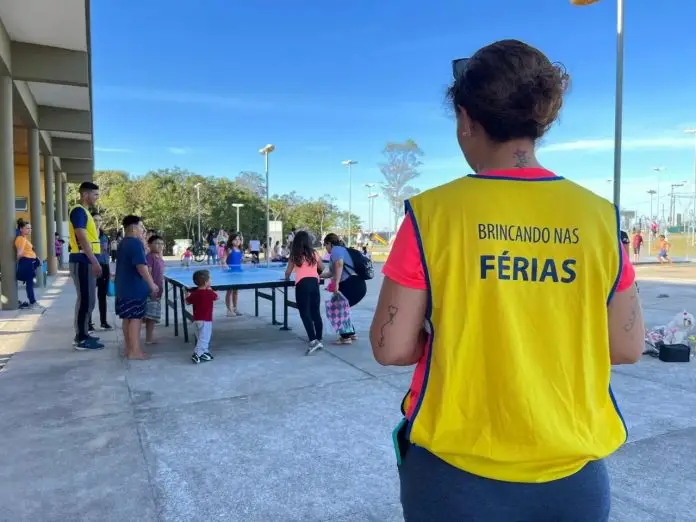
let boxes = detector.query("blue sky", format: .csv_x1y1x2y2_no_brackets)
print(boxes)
91,0,696,230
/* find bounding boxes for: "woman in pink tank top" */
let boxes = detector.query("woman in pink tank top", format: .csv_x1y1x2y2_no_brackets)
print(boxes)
285,231,324,355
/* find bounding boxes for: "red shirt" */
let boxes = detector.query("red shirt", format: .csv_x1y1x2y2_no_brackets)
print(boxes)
383,168,636,294
185,288,218,321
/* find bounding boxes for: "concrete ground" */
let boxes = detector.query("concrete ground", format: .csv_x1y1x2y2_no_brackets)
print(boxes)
0,263,695,521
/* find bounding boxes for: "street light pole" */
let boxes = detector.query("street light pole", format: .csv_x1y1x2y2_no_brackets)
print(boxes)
572,0,624,208
368,193,379,234
232,203,244,232
612,0,624,208
365,183,376,233
194,182,202,242
259,144,275,267
653,167,665,224
342,160,358,246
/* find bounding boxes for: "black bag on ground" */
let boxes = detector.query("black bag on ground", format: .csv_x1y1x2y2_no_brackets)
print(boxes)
345,247,374,280
656,342,691,363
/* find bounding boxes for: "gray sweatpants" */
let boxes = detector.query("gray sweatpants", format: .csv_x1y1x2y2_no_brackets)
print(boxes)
399,445,611,522
70,262,97,341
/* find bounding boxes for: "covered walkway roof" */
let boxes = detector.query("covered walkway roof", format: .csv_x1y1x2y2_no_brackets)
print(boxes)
0,0,94,182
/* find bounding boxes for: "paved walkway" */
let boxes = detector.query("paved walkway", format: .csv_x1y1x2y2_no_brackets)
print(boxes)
0,264,695,521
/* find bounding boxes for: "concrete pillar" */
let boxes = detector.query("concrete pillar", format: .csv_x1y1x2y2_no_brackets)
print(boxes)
28,128,44,287
61,178,68,219
0,75,18,309
54,171,65,268
45,156,57,275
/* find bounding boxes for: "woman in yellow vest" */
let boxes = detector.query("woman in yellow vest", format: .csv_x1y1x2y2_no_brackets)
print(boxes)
370,39,645,522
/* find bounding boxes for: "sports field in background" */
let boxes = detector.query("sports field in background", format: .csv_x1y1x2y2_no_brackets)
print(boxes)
642,233,696,260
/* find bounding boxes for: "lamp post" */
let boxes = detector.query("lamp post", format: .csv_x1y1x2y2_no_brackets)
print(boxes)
653,167,666,224
194,182,202,242
342,160,358,246
365,183,376,233
232,203,244,232
572,0,624,208
368,193,380,234
259,144,275,267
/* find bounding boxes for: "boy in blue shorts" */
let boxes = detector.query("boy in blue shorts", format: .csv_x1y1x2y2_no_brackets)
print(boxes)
115,215,159,360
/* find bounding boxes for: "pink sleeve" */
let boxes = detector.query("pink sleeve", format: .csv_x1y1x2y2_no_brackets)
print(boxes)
616,245,635,292
382,213,427,290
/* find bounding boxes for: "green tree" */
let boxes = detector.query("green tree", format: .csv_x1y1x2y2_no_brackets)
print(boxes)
334,210,363,241
65,166,363,252
235,171,266,199
293,195,339,240
379,139,423,231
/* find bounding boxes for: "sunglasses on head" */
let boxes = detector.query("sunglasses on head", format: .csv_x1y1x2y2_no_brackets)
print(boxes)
452,57,469,80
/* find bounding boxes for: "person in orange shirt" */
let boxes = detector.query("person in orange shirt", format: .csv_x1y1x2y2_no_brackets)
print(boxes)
14,219,42,310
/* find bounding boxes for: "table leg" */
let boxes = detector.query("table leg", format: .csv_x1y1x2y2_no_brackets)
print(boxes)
173,283,179,337
164,280,169,327
255,289,259,317
280,284,291,331
271,288,280,325
179,285,189,343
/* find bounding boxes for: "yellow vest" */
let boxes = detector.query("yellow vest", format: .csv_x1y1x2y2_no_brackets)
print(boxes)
68,204,101,255
404,174,626,483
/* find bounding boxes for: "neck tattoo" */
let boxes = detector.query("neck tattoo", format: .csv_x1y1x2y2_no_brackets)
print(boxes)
513,149,529,168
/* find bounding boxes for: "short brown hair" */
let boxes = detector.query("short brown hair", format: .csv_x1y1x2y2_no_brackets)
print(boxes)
447,39,570,142
192,269,210,287
323,233,343,247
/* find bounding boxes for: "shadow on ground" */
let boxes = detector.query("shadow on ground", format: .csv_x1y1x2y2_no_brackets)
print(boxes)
0,264,694,521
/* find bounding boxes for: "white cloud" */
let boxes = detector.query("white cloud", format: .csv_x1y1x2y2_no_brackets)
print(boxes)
94,146,131,153
539,137,695,153
168,147,191,155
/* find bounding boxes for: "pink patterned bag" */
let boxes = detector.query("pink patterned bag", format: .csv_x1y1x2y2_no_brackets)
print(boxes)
325,293,353,334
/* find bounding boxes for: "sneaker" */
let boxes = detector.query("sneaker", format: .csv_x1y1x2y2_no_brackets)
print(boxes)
88,323,95,334
226,309,236,317
74,338,105,351
18,301,31,310
100,322,114,330
200,352,214,362
306,339,323,355
73,334,101,346
233,308,243,317
191,353,201,364
29,302,45,311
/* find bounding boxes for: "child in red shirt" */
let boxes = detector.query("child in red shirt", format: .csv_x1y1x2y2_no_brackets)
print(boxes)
185,269,218,364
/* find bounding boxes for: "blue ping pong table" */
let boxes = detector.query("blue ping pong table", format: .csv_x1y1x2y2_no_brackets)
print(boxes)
163,263,311,343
